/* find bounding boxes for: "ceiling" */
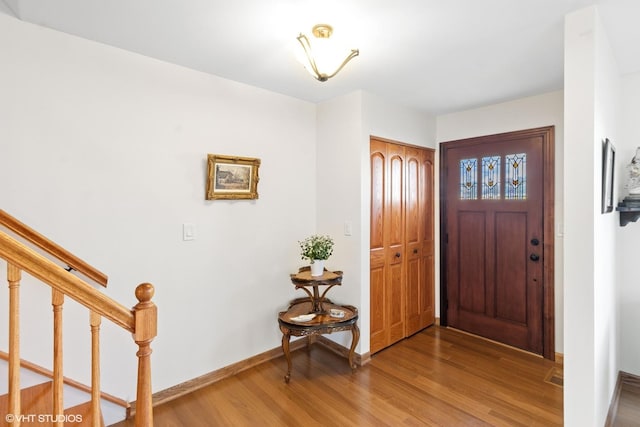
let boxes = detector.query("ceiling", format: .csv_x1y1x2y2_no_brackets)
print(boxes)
2,0,639,115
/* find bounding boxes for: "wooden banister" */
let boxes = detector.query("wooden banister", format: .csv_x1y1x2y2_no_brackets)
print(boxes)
1,214,157,427
0,210,108,287
0,231,134,331
52,289,64,427
7,263,21,424
133,284,157,427
90,311,102,427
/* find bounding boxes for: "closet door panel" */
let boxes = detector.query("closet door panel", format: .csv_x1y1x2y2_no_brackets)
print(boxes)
387,144,406,345
370,140,390,352
370,138,434,353
420,151,435,328
405,148,423,336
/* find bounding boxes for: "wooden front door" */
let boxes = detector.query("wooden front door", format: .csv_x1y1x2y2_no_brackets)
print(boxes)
440,127,554,358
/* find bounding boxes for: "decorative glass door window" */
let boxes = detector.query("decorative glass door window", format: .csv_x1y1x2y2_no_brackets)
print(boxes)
481,156,501,200
459,158,477,200
459,153,528,200
505,153,527,200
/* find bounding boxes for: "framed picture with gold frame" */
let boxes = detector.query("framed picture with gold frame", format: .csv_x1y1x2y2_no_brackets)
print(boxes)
206,154,260,200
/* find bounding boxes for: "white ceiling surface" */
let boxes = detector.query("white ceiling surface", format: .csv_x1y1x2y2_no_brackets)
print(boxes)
2,0,639,114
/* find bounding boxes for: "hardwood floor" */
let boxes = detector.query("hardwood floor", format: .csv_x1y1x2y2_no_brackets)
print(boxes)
608,372,640,426
110,326,563,426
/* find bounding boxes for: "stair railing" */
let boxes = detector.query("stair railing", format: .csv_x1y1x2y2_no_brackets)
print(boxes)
0,210,156,427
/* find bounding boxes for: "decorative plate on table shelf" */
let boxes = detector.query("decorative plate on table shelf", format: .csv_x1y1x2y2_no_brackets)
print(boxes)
290,313,316,322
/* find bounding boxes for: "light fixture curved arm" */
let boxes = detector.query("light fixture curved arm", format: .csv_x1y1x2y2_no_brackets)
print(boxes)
297,33,324,81
324,48,359,80
296,33,359,82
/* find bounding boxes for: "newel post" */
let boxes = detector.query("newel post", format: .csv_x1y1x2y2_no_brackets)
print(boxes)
132,283,157,427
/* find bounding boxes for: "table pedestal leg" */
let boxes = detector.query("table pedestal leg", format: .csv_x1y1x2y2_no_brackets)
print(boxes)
348,324,360,371
307,335,317,349
281,330,292,383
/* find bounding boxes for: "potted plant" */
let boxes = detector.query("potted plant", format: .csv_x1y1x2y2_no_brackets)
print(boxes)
299,234,334,276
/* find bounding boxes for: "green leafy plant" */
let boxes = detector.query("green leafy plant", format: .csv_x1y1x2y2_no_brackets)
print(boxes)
299,234,334,263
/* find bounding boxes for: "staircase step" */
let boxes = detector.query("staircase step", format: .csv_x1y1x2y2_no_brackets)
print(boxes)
1,355,129,420
1,358,127,425
65,401,104,427
0,381,53,426
0,384,107,427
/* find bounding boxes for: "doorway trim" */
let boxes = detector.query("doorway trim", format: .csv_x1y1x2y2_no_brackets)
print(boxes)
439,126,555,360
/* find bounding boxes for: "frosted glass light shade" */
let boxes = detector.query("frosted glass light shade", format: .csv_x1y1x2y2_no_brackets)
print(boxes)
296,24,359,82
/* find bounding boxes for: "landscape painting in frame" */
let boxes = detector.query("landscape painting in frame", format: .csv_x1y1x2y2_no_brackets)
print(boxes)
206,154,260,200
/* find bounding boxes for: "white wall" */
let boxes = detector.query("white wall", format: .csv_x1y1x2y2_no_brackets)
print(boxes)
564,6,621,426
362,92,437,148
316,91,436,353
592,9,621,424
0,13,317,400
436,90,565,351
618,71,640,375
315,91,364,349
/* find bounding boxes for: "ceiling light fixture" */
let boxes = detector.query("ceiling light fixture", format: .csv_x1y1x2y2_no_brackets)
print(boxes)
296,24,359,82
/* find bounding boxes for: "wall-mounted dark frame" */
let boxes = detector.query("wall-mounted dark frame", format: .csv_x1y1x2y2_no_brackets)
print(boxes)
602,138,615,214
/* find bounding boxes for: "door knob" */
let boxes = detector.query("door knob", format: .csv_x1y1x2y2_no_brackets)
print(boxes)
530,254,540,261
413,249,418,254
395,252,401,258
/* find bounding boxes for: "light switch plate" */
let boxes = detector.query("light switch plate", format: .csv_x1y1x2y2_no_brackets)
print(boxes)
183,223,195,241
344,221,353,236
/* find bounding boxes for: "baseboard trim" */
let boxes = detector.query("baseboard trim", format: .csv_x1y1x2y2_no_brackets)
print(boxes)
0,350,129,412
555,352,564,365
130,338,306,415
605,371,640,427
131,337,366,416
315,336,371,366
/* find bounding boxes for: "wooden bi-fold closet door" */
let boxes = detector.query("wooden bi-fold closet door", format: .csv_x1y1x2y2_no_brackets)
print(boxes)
370,137,435,354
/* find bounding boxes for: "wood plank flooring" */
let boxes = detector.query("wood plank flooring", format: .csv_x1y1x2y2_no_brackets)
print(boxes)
110,326,563,426
609,373,640,426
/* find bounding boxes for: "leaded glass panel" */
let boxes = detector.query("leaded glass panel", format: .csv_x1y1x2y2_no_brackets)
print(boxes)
482,155,501,199
505,153,527,200
460,158,477,200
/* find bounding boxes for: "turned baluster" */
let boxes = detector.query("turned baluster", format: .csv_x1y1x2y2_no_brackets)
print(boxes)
90,311,102,427
132,283,157,427
7,263,21,426
52,288,64,427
